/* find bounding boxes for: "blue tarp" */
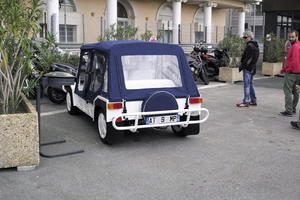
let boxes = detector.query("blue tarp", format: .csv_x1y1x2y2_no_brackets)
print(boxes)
80,40,200,102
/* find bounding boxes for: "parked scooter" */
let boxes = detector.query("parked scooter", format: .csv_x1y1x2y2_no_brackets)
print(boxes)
194,42,229,80
25,38,79,104
187,45,210,85
46,62,77,104
24,62,78,104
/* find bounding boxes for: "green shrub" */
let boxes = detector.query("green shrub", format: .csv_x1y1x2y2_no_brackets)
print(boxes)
218,35,245,68
0,0,43,114
98,24,138,41
53,52,80,67
140,30,153,41
264,33,285,63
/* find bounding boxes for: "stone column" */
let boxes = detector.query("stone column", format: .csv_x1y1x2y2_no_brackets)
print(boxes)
172,0,182,44
204,2,217,43
47,0,59,42
107,0,118,29
238,8,246,37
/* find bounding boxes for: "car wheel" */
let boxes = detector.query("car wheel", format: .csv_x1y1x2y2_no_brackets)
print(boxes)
97,112,123,145
66,92,79,115
171,116,200,137
171,125,188,137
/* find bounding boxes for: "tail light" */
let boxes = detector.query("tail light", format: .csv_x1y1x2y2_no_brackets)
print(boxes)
189,97,203,104
201,55,210,59
108,102,123,110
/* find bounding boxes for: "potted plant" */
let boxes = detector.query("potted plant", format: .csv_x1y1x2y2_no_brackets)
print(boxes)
0,0,43,170
217,35,245,83
262,33,285,76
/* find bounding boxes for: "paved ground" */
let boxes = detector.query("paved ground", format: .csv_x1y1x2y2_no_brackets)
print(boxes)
1,76,300,200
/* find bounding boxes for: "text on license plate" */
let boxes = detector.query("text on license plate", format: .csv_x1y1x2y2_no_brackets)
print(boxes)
145,115,180,125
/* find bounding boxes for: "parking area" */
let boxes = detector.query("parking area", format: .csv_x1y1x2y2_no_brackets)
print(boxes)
1,77,300,200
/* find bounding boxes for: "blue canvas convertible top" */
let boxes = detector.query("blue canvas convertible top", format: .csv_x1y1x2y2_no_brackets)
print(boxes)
80,41,200,102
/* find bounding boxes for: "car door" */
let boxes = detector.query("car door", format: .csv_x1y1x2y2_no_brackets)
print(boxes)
74,50,94,115
75,50,93,98
85,51,107,104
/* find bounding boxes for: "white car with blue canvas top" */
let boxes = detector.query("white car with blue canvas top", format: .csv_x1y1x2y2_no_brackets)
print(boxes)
65,40,209,144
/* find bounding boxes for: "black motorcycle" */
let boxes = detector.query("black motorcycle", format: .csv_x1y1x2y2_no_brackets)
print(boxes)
188,46,210,85
195,42,229,80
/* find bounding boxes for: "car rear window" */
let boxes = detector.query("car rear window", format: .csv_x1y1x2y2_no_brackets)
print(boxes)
121,55,182,89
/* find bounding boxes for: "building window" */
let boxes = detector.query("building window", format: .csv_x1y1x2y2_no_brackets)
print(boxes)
59,25,77,43
39,23,47,38
59,0,76,12
277,15,292,38
250,4,263,16
194,8,205,42
157,3,173,43
118,2,128,26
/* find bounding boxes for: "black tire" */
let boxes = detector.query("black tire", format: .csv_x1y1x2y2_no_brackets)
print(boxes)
203,62,215,78
47,87,66,104
97,112,124,145
199,67,209,85
171,125,188,137
66,91,79,115
171,116,200,137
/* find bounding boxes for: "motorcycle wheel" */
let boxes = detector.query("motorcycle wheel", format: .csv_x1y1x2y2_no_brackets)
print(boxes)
205,63,218,80
190,66,199,82
47,87,66,104
199,67,210,85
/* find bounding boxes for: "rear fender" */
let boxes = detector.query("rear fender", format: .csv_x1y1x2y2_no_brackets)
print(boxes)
94,99,107,122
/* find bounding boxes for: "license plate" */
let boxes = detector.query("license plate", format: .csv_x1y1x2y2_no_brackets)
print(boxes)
145,115,179,125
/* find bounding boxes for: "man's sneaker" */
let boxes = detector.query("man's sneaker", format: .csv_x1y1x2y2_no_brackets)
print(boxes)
280,111,293,117
249,102,257,106
290,121,300,129
236,103,249,107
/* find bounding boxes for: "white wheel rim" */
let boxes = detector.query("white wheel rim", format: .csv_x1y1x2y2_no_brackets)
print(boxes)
66,92,71,111
98,113,107,139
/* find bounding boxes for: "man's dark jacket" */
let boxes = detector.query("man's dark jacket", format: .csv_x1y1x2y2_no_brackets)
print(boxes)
240,40,259,72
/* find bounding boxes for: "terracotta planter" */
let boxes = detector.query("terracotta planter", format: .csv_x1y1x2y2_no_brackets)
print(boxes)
218,67,243,83
0,94,39,170
262,62,283,76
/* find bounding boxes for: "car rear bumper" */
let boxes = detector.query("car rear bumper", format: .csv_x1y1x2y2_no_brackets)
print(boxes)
112,108,209,132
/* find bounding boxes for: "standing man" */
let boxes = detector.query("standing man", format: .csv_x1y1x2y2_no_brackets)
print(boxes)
290,84,300,129
236,31,259,107
280,30,300,117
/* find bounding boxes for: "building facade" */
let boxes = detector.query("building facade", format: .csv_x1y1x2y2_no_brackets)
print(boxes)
263,0,300,39
44,0,259,45
229,3,264,42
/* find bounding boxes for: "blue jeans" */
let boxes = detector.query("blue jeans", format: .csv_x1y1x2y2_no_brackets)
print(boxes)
243,70,256,104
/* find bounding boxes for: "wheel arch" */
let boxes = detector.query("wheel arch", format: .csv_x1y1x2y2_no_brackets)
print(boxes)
94,99,107,121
